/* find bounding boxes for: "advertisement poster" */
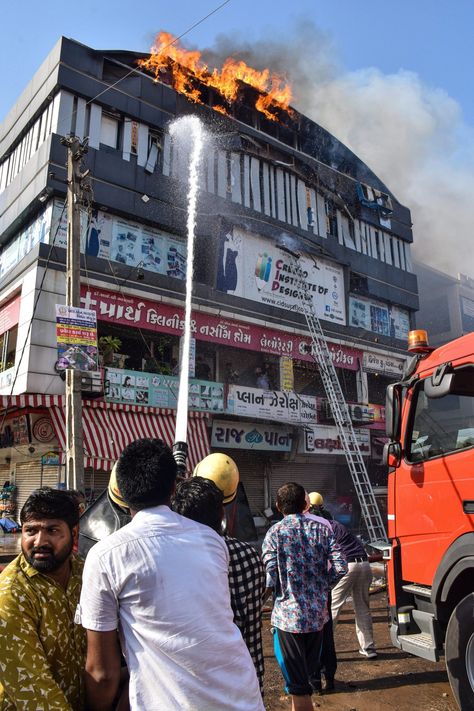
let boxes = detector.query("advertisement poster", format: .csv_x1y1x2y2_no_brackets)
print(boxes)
349,296,410,341
301,424,371,456
216,227,346,324
211,420,293,451
50,200,187,280
55,305,98,372
105,368,224,412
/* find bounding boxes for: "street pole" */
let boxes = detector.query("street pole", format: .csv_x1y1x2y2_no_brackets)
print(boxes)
61,135,87,492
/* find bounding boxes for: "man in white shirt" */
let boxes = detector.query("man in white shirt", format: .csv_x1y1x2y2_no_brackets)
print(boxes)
78,438,264,711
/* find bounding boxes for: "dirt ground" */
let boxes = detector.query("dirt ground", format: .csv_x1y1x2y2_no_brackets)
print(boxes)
262,591,457,711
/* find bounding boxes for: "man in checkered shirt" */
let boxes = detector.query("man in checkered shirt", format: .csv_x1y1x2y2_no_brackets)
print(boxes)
172,477,265,693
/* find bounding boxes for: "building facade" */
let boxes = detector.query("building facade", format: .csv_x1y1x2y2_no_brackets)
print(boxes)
0,38,418,526
414,261,474,347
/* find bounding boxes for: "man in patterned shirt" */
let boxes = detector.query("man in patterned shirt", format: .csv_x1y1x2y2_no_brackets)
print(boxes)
0,488,86,710
262,482,347,711
172,476,265,693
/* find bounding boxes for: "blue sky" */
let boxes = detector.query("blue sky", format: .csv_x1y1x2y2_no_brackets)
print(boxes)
2,0,473,124
1,0,474,275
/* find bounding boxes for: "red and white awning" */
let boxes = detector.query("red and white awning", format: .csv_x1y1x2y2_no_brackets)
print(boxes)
0,394,210,471
0,394,64,408
48,401,210,473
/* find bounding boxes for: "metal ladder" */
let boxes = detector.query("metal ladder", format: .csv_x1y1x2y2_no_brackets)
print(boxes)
290,258,388,546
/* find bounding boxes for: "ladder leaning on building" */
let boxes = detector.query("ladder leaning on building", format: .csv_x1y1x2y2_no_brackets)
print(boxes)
286,251,388,548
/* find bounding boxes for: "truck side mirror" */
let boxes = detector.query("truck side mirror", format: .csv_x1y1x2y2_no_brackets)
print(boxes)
386,383,402,439
383,441,401,468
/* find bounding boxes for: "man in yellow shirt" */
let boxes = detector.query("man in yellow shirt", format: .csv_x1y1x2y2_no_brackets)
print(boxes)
0,488,86,710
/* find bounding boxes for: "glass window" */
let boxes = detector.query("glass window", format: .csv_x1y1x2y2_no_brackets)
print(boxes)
407,374,474,462
100,114,119,149
0,325,17,372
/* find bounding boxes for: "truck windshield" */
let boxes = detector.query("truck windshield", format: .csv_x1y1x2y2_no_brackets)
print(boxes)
407,374,474,462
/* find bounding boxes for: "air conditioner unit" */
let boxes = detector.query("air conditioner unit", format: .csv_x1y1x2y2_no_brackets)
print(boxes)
348,403,374,424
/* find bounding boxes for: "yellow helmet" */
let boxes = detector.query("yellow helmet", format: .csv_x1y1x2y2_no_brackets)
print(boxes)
193,453,239,504
108,462,129,511
309,491,324,507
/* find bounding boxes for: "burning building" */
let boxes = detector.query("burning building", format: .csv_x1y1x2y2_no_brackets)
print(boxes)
0,36,418,528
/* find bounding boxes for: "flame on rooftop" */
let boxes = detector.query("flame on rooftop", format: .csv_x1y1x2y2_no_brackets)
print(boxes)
138,32,293,122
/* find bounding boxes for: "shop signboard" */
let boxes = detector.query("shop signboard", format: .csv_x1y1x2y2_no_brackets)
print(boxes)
362,351,405,376
226,384,317,424
81,286,360,370
301,424,371,456
211,419,293,451
105,368,224,412
41,451,60,466
216,227,346,324
280,356,294,391
55,305,98,372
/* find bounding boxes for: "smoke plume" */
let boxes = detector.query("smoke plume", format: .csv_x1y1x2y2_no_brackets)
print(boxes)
202,20,474,278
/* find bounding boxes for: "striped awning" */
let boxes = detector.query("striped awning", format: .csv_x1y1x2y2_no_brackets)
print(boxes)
48,402,210,473
0,394,64,408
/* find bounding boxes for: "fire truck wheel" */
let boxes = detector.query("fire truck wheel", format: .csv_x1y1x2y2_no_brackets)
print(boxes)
445,592,474,710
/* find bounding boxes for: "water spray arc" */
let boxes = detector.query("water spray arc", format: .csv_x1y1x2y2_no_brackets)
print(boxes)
170,116,205,474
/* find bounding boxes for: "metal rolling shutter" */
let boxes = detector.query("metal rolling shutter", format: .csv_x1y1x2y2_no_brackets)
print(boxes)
14,462,45,516
14,461,64,517
268,458,337,506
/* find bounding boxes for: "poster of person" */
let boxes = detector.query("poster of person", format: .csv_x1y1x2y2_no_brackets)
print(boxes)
55,305,98,372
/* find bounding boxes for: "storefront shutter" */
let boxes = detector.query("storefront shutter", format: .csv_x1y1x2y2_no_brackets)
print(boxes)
14,461,62,517
268,457,337,506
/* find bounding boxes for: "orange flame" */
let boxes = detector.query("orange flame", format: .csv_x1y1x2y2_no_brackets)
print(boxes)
138,32,292,121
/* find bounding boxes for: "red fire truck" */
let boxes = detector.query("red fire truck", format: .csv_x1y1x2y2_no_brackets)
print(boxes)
384,329,474,709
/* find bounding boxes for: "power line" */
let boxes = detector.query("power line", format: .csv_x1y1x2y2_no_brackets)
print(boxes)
52,0,232,140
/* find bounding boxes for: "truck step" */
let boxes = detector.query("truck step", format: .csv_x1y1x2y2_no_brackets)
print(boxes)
402,584,432,598
398,632,439,661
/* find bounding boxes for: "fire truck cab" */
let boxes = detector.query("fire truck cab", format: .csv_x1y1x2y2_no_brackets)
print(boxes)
385,330,474,710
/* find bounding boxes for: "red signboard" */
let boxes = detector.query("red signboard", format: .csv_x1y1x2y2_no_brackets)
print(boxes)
81,286,361,370
0,295,20,337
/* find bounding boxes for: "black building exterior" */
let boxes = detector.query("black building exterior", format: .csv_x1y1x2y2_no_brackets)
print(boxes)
0,38,418,528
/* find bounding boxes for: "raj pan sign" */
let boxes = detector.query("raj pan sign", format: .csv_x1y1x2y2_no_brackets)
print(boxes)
56,305,98,372
216,227,346,325
212,420,293,451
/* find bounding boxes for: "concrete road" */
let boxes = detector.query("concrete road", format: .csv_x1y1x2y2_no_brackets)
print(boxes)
263,591,457,710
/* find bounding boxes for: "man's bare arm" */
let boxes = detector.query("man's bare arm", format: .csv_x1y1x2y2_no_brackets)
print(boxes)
85,629,122,711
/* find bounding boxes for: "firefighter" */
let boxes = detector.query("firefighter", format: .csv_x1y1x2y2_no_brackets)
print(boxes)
193,452,239,504
308,491,334,521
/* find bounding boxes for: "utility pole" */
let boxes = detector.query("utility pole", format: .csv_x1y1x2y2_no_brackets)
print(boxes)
61,135,88,492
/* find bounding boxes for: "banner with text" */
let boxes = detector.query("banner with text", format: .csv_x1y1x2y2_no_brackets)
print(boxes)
226,385,317,424
211,420,293,451
55,305,98,372
217,227,346,324
81,286,360,369
301,424,371,456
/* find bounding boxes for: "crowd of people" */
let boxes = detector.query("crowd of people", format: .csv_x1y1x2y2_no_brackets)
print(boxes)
0,438,377,710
